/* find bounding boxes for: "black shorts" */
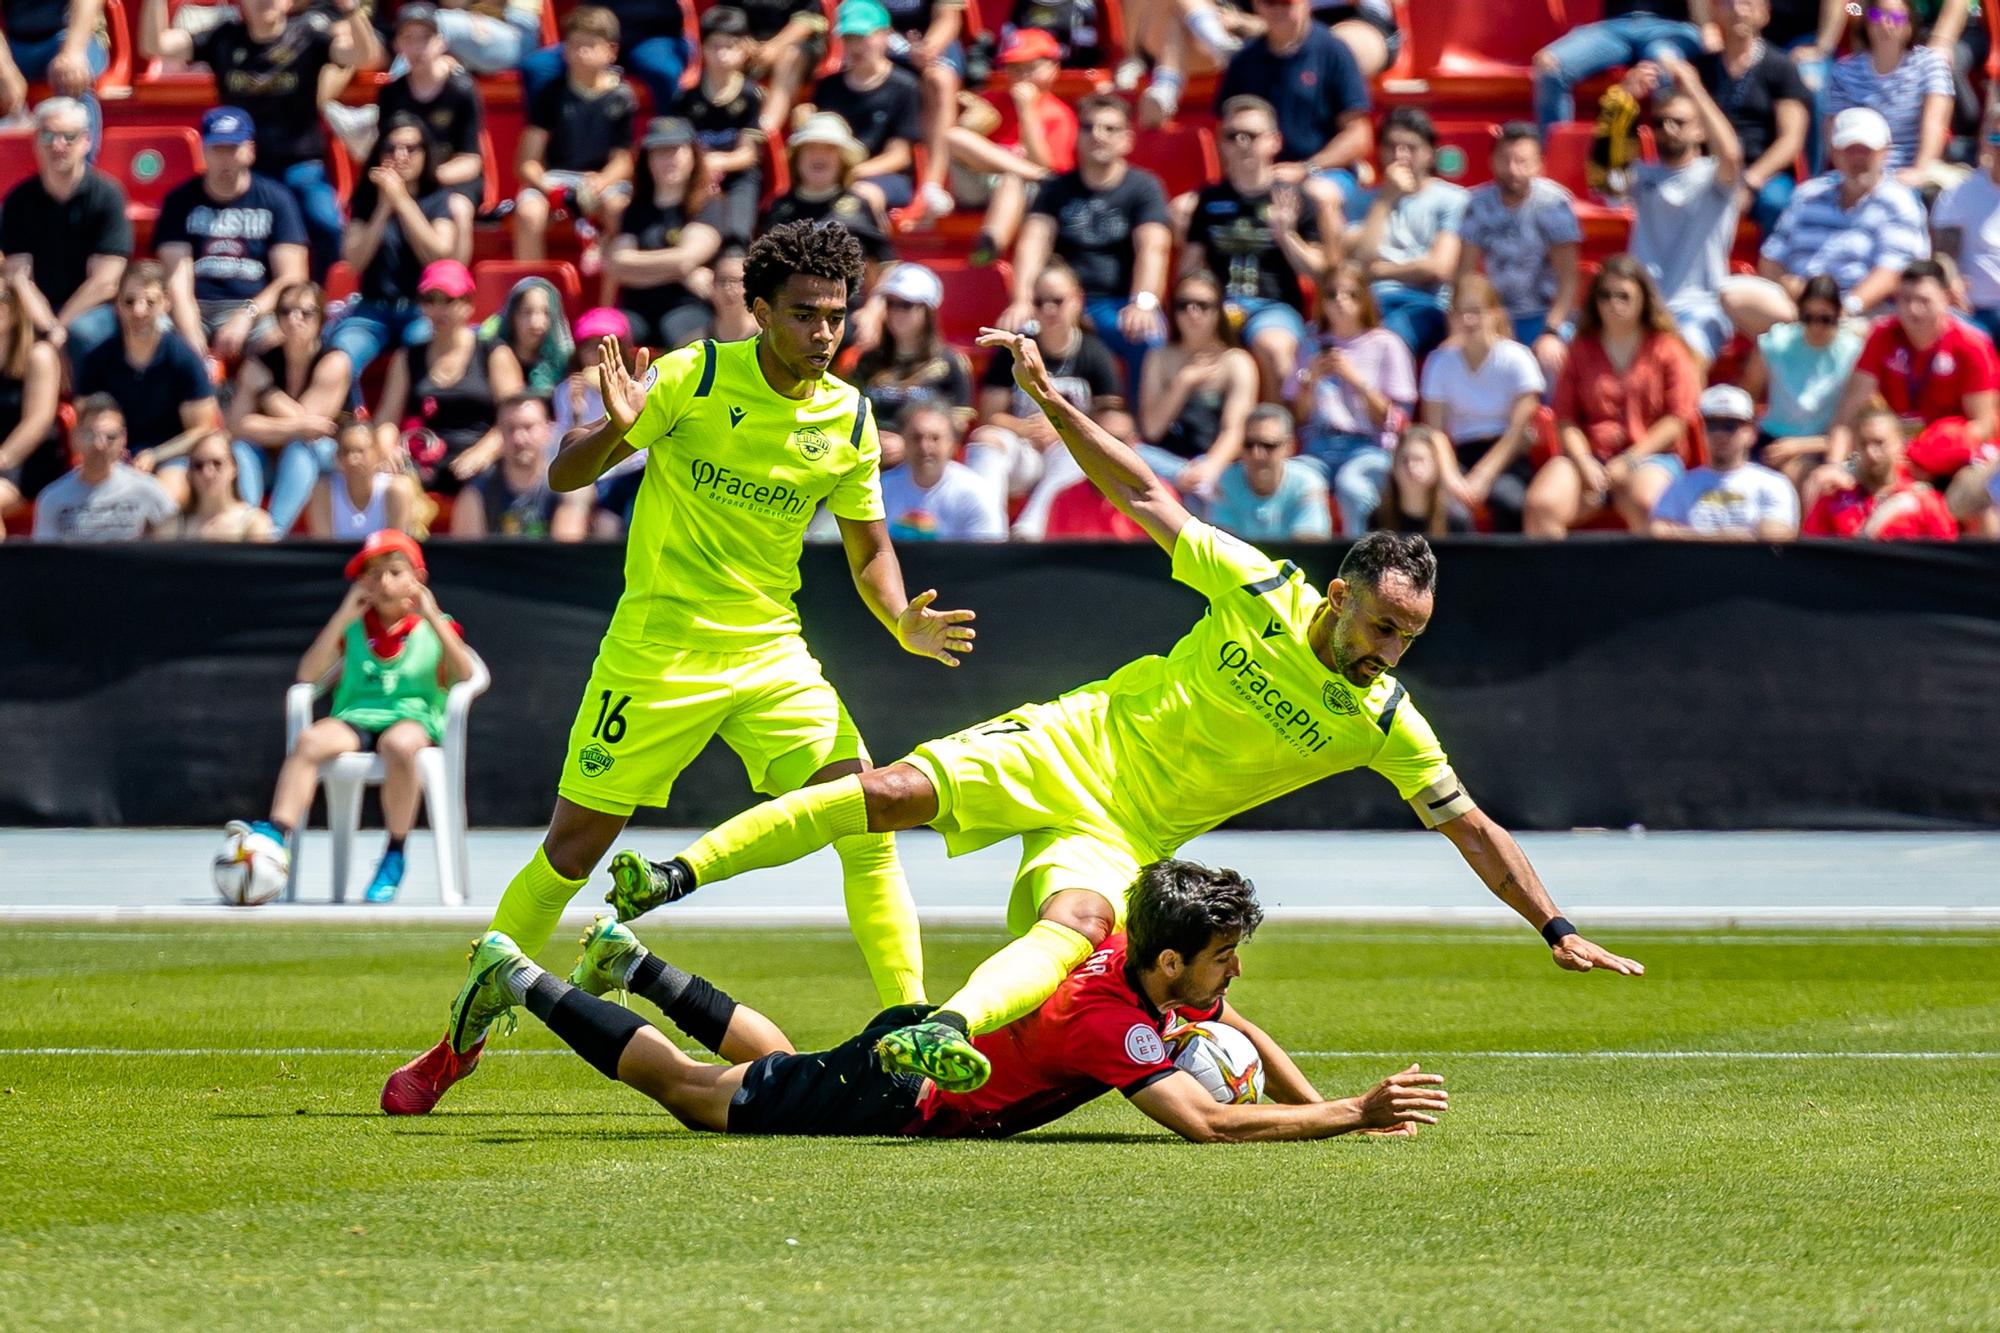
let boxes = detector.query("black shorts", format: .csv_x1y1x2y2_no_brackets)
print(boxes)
333,719,431,751
727,1004,934,1137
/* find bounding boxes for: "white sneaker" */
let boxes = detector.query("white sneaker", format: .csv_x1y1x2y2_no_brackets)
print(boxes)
1114,56,1149,92
920,182,956,218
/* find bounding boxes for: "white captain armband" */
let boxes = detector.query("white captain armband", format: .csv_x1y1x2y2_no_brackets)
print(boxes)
1408,767,1477,829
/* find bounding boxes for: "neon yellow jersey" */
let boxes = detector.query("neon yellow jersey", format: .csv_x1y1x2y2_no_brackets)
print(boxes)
1081,519,1473,848
608,337,884,649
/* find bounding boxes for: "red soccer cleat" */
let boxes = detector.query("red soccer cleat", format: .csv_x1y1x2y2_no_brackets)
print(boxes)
380,1035,484,1115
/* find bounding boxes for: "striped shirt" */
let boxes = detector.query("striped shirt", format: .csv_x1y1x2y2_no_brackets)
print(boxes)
1823,48,1953,170
1759,173,1930,292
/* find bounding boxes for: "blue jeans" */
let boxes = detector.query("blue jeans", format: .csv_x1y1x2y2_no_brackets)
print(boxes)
1294,430,1391,535
1780,35,1831,176
1372,284,1448,359
266,436,335,534
328,299,431,383
7,34,107,153
280,159,347,281
62,302,119,367
1534,16,1703,129
1084,293,1163,401
1748,170,1796,239
521,36,692,113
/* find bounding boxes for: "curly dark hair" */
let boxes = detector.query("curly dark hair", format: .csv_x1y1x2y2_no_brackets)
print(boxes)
1338,531,1439,596
743,219,866,312
1126,860,1263,970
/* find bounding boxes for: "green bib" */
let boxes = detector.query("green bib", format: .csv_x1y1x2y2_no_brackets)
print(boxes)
331,619,449,740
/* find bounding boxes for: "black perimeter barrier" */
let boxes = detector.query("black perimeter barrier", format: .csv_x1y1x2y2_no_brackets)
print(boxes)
3,539,1999,830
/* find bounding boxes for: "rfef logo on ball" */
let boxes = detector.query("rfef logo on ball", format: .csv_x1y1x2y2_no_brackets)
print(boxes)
1124,1024,1165,1065
577,743,615,777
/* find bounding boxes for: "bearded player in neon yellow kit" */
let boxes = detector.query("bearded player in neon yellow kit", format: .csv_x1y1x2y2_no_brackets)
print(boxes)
381,220,976,1114
607,324,1645,1096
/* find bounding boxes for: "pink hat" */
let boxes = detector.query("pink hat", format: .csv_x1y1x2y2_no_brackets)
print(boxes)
574,306,632,342
417,259,475,299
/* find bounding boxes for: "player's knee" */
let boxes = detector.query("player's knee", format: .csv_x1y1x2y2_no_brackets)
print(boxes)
860,763,937,828
378,723,430,762
1041,891,1117,945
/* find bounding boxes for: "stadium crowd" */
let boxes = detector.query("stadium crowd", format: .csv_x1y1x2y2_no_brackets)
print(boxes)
6,0,2000,544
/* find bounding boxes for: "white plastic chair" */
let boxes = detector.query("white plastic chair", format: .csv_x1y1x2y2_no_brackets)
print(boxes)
281,649,491,906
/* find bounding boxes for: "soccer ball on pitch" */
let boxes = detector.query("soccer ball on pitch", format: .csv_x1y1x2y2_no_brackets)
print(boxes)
1168,1018,1265,1104
213,822,288,907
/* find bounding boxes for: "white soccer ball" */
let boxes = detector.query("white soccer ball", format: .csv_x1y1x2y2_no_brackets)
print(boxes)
1168,1018,1265,1105
213,823,288,907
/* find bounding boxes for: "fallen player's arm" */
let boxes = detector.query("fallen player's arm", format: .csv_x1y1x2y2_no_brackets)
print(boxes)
1128,1064,1446,1144
977,326,1189,553
1435,807,1645,976
550,339,651,491
1219,1000,1322,1104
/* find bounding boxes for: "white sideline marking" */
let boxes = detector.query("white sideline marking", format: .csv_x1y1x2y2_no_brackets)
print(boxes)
1,1047,1996,1060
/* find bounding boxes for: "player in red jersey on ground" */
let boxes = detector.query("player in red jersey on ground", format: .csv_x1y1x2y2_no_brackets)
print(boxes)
448,858,1447,1142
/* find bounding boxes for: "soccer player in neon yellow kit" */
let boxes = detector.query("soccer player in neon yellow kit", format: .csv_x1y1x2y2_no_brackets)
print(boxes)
381,220,976,1114
607,324,1644,1094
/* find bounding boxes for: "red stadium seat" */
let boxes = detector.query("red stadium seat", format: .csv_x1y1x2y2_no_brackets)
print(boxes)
929,260,1014,347
0,132,33,200
1429,120,1498,189
1130,123,1219,201
472,260,585,321
97,125,202,220
324,261,359,304
1402,0,1580,108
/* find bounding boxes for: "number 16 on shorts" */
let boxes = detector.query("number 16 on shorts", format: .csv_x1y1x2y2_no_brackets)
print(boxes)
579,690,630,777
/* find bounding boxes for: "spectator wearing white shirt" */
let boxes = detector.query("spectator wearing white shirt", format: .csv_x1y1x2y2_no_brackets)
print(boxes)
1651,384,1802,537
1419,275,1547,532
1931,100,2000,350
1623,55,1744,365
1727,106,1931,336
1208,405,1331,541
882,401,1006,541
32,396,176,541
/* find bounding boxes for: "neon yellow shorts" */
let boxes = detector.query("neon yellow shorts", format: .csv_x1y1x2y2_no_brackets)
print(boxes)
902,694,1161,935
557,634,867,818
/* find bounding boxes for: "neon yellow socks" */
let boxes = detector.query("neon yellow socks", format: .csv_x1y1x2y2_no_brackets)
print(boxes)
835,832,926,1006
936,919,1094,1034
679,775,870,885
486,845,587,957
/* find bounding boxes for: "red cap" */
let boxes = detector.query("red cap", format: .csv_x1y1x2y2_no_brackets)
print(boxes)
999,27,1062,64
417,258,476,299
344,529,427,581
1905,416,1979,482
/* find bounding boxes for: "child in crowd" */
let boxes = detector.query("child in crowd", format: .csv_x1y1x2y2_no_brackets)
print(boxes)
513,6,639,263
226,530,475,903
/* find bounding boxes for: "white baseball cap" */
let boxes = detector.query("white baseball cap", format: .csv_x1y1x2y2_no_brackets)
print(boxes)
1830,107,1892,152
1699,383,1756,424
876,263,944,308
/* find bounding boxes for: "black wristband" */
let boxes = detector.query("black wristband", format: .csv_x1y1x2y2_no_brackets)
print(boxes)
1541,917,1576,947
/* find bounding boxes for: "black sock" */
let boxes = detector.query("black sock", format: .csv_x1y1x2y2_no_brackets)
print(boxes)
385,833,406,855
931,1009,970,1036
528,973,648,1080
630,953,739,1055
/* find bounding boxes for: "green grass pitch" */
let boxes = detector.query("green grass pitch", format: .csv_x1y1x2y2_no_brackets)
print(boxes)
2,922,1997,1330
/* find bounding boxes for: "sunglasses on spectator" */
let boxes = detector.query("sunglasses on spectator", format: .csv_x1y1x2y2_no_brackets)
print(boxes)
1703,417,1752,431
38,128,85,146
884,297,922,311
1175,297,1216,312
279,304,322,319
1801,310,1840,326
384,140,424,157
418,291,459,305
1033,294,1070,308
1243,437,1287,452
1596,288,1639,305
1864,7,1908,24
190,456,229,471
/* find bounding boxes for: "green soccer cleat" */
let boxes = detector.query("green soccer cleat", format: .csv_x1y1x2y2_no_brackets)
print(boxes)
875,1021,992,1094
605,850,697,923
446,931,529,1055
569,914,648,997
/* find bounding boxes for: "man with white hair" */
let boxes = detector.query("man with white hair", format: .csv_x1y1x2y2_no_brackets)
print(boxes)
0,96,131,363
1649,384,1799,538
1724,106,1930,338
882,400,1005,541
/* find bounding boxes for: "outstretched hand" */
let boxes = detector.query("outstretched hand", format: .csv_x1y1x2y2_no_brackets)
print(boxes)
599,336,654,434
976,327,1054,409
1551,933,1645,976
896,588,976,667
1352,1064,1448,1131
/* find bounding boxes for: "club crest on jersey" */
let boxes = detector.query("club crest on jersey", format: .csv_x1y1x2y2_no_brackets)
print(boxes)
1323,681,1359,715
1125,1024,1165,1064
789,425,833,460
578,743,615,777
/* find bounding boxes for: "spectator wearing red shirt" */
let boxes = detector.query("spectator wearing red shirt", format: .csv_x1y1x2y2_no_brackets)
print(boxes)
948,30,1077,268
1820,260,2000,501
1803,405,1958,539
1526,257,1705,537
446,857,1450,1142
